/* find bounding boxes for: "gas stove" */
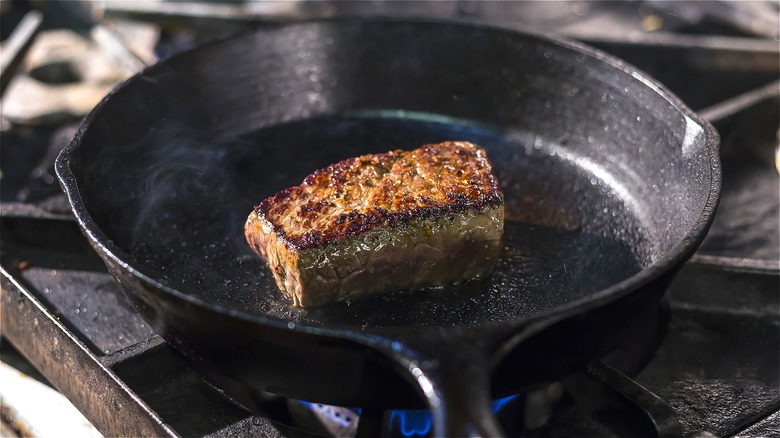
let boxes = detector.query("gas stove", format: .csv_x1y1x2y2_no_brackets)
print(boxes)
1,2,778,437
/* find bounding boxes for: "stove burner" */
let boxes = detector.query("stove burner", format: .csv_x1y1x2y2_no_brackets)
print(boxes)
196,299,670,437
383,394,520,438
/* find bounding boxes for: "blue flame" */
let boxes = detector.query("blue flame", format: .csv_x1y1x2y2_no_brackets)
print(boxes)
492,394,518,412
300,394,519,437
388,394,519,437
390,409,433,436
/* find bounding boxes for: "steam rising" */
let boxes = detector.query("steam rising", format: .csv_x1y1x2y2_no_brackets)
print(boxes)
130,138,229,246
80,114,647,328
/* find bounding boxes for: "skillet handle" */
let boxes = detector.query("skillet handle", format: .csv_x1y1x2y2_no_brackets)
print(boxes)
384,338,504,438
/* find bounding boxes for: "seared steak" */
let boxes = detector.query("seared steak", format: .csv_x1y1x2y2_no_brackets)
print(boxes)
245,141,504,307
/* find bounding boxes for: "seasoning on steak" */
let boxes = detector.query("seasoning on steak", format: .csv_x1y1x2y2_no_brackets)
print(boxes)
245,141,504,307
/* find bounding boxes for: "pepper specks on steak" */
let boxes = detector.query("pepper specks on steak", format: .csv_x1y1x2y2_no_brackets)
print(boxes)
245,141,504,307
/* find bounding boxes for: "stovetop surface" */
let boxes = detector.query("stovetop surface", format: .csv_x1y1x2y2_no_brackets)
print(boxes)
2,217,777,437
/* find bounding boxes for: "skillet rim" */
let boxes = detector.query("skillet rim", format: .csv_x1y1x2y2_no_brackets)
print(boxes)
55,17,721,340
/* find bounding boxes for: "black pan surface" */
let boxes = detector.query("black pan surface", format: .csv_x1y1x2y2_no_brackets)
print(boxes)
125,114,644,329
57,19,720,436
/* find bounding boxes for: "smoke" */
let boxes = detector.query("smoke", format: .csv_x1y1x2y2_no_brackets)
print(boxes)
127,134,230,247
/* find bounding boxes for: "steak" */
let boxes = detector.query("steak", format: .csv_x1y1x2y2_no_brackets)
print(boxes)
245,141,504,307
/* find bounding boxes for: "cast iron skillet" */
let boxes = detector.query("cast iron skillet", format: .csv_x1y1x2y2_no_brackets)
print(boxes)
56,19,720,436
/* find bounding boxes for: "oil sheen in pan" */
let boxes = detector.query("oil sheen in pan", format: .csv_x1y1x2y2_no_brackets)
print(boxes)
127,114,647,329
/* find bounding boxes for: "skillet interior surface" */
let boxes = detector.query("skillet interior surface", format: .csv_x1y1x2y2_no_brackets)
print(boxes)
111,115,644,329
67,20,714,332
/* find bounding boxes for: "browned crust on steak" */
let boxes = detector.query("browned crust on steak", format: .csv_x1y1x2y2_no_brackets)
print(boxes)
254,141,502,250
